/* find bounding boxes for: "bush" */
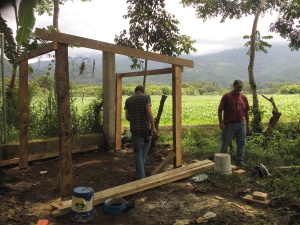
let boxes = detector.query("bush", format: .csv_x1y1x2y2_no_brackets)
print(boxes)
279,84,300,94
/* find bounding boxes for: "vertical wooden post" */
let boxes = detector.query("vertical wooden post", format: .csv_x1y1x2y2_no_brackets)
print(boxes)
55,43,73,199
172,65,183,167
103,51,116,147
115,73,123,151
19,60,28,169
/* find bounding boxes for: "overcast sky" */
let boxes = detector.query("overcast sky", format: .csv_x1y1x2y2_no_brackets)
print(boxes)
1,0,288,58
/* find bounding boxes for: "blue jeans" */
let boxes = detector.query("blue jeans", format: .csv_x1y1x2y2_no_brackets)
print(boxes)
131,130,152,179
220,121,246,164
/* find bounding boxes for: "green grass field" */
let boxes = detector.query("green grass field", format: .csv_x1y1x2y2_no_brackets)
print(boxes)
120,94,300,127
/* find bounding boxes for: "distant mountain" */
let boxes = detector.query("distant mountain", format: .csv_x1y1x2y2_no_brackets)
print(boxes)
114,44,300,88
4,44,299,88
185,44,300,88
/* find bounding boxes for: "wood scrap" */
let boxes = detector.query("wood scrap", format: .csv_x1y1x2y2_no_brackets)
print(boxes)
0,145,98,167
275,166,300,169
243,194,270,204
52,159,214,217
151,151,176,175
253,191,268,201
233,169,246,174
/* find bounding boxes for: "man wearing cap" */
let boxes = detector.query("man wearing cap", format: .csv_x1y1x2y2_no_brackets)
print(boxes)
218,80,250,167
125,86,157,179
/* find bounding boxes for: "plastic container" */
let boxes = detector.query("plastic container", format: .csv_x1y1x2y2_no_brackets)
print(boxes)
104,197,126,214
214,153,232,175
70,186,94,222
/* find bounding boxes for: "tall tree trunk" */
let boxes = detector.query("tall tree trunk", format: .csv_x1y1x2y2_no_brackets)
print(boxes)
262,95,281,147
53,0,59,30
248,0,266,133
143,59,148,92
151,95,168,151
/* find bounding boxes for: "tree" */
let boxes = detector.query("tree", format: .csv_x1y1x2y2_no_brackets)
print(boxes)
115,0,197,90
269,0,300,51
180,0,287,132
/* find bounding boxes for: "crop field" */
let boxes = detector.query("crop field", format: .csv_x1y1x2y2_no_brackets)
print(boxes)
30,94,299,128
119,94,299,127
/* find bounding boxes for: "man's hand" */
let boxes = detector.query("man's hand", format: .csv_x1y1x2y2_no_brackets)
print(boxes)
219,121,225,130
152,128,158,136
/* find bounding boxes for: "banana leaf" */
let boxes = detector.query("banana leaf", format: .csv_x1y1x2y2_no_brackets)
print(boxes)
16,0,38,44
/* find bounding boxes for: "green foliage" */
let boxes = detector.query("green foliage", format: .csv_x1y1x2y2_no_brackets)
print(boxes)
115,0,196,69
269,0,300,51
243,31,273,55
16,0,38,44
279,84,300,94
0,15,17,64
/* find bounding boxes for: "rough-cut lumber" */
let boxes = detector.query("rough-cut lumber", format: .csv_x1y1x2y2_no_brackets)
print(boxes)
243,195,270,204
51,159,214,216
151,151,176,175
15,42,58,63
172,65,182,167
253,192,268,201
19,60,29,169
55,43,73,199
35,29,193,68
115,74,123,151
119,68,173,77
0,145,99,167
275,166,300,169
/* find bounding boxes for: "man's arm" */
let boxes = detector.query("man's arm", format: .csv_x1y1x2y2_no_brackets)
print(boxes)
245,111,250,133
146,103,157,135
218,109,224,130
125,109,130,121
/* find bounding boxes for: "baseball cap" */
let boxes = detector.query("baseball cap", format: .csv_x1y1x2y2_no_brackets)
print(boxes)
233,80,243,87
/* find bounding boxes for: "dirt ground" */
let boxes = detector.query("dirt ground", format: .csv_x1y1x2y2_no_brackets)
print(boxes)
0,145,272,225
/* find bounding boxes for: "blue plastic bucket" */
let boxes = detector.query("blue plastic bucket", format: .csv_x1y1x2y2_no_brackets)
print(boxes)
104,197,126,214
70,186,94,222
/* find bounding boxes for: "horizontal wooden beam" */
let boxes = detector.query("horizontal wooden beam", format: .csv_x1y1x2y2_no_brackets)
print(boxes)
15,42,58,63
51,159,214,216
35,28,193,68
0,145,99,167
117,67,173,78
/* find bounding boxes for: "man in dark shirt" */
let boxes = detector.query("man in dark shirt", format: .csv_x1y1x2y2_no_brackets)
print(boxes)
125,86,157,179
218,80,250,166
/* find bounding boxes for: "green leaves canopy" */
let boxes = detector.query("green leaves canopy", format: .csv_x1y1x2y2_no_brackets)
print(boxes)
181,0,300,51
270,0,300,51
16,0,38,44
115,0,197,69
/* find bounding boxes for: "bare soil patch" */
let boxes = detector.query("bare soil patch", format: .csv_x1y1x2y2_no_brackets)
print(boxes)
0,145,280,225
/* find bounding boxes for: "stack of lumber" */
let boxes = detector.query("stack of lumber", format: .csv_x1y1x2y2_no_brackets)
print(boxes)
51,159,214,216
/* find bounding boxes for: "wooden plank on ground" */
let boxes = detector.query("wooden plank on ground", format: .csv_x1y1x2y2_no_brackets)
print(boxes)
151,151,176,175
52,159,214,216
0,145,99,167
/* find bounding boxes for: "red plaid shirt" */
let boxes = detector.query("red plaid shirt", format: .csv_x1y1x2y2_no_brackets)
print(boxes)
218,91,250,123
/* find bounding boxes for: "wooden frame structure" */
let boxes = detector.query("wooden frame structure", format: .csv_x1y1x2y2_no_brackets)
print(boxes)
15,29,193,199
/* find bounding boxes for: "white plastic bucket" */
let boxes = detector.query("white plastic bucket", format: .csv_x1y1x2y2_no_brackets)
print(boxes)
214,153,232,175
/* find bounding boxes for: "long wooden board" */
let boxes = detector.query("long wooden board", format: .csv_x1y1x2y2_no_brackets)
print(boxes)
52,159,214,216
15,42,58,63
0,145,99,167
35,29,193,68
